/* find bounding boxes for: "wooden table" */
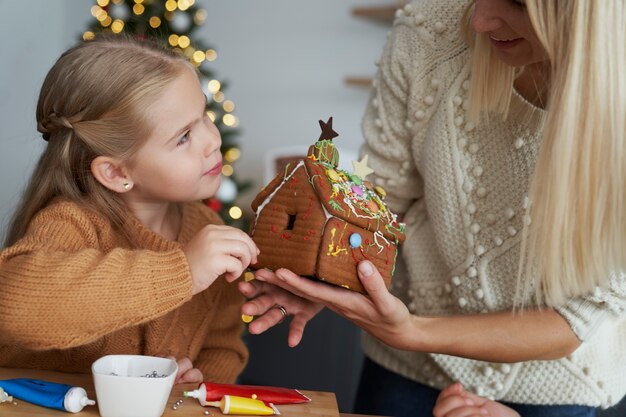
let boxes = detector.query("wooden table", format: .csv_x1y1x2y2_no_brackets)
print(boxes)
0,367,343,417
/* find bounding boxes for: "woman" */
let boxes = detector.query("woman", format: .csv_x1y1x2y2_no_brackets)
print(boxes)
240,1,626,416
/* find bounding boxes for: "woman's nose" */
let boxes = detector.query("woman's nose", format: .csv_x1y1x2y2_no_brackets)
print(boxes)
471,0,503,34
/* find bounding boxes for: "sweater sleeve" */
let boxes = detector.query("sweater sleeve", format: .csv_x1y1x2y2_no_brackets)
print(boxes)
0,203,193,350
194,278,248,383
360,0,466,215
556,271,626,342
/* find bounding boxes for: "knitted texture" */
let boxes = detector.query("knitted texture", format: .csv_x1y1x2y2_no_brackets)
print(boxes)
0,199,248,383
361,0,626,408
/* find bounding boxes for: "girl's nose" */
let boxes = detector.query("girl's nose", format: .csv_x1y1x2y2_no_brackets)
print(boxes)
471,0,503,34
203,131,221,158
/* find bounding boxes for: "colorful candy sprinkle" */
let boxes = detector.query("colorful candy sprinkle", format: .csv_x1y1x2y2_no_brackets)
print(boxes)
326,169,340,181
349,233,362,248
351,185,364,196
366,200,379,213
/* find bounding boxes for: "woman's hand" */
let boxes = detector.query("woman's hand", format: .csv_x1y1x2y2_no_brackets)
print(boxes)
184,225,259,295
156,355,203,385
433,382,520,417
239,273,323,347
252,262,581,362
253,261,414,350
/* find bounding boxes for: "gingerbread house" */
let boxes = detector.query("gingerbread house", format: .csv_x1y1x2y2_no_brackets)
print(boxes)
249,118,405,293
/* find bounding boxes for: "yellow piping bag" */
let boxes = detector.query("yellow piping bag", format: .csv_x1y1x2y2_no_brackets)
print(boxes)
205,395,279,415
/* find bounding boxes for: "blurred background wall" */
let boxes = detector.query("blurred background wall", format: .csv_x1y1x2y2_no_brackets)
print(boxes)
0,0,391,412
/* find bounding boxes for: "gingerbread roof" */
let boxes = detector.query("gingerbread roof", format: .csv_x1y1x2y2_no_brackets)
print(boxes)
252,157,405,244
303,158,405,243
253,118,404,243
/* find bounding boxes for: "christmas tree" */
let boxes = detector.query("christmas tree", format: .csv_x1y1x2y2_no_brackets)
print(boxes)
83,0,250,228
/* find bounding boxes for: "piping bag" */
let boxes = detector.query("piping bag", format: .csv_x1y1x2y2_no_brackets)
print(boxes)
0,387,12,403
204,395,279,415
184,381,310,405
0,378,95,413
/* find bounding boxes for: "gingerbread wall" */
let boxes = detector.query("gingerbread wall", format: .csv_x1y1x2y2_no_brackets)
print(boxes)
252,165,327,276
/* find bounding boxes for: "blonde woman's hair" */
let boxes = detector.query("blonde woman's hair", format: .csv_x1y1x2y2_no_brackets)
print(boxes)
462,1,626,306
460,4,517,122
4,34,191,247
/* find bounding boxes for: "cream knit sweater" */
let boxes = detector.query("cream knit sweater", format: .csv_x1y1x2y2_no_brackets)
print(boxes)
360,0,626,408
0,199,247,383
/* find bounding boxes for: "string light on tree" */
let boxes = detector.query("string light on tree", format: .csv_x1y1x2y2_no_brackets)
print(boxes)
83,0,250,228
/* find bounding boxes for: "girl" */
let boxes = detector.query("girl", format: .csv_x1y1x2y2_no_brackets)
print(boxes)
0,35,258,385
239,0,626,416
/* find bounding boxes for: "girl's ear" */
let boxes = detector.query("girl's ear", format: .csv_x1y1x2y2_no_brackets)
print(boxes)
91,156,133,193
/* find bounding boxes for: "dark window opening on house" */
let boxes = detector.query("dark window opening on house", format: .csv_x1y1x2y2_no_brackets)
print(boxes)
286,214,297,230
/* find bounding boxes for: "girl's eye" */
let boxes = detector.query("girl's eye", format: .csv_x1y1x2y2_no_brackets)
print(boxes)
177,131,191,146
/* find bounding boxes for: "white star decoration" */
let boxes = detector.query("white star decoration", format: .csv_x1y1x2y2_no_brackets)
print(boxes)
352,155,374,180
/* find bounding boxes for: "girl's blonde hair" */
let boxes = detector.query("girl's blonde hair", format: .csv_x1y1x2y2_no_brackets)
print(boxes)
4,35,191,247
462,1,626,307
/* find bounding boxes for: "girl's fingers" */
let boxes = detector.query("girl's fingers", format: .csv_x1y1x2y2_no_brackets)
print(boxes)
220,255,247,283
177,368,203,384
217,239,253,271
213,227,259,264
175,357,193,381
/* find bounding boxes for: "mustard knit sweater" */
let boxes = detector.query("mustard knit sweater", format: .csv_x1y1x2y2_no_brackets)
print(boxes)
360,0,626,408
0,199,248,383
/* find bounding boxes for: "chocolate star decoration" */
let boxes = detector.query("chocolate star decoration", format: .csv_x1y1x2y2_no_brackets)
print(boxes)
318,117,339,141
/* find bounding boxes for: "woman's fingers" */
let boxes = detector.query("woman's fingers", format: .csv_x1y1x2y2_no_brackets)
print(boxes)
357,261,396,316
437,382,465,401
238,280,262,299
246,306,286,335
434,396,484,417
287,314,308,347
273,268,360,307
238,273,322,343
433,383,473,417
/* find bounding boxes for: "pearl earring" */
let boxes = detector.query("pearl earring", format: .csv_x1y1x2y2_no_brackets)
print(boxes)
123,182,132,191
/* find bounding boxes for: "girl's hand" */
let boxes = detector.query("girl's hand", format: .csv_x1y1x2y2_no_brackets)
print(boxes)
253,261,413,350
433,382,520,417
184,224,259,295
155,355,204,385
239,273,323,347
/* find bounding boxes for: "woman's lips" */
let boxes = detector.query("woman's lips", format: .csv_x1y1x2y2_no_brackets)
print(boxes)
206,161,223,176
489,36,523,50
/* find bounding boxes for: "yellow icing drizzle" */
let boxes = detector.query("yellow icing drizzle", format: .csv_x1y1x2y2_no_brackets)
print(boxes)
327,227,347,256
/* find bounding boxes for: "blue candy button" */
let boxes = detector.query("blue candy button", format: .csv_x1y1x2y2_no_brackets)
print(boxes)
349,233,362,248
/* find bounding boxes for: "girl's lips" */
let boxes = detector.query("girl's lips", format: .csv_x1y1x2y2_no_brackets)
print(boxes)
206,161,223,176
489,36,523,50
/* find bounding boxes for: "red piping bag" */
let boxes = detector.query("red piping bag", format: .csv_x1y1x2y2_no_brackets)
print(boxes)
183,382,310,406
